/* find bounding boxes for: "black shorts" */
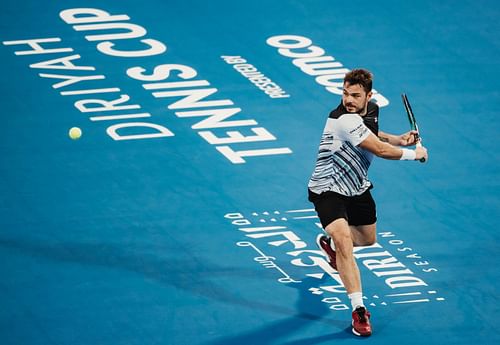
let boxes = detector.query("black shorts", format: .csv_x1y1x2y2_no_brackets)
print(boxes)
308,188,377,228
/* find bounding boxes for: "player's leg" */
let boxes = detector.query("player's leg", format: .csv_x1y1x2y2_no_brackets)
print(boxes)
309,190,346,270
309,189,372,336
350,223,376,247
325,217,372,336
324,218,361,293
344,189,376,336
309,189,363,296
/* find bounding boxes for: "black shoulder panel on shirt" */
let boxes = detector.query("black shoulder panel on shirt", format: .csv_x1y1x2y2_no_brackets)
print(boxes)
364,102,379,135
328,102,345,119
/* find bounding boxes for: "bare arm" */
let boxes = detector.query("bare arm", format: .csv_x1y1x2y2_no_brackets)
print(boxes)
378,130,419,147
360,132,427,160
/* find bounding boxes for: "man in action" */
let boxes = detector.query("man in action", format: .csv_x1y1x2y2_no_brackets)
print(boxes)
308,69,428,336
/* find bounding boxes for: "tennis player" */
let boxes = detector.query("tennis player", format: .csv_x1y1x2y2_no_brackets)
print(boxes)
308,69,428,336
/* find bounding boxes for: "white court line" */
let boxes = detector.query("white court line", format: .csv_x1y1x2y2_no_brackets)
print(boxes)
393,299,430,304
286,209,315,213
292,216,319,220
386,292,422,297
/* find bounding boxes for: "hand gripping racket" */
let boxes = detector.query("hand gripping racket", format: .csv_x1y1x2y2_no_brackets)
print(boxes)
401,93,426,163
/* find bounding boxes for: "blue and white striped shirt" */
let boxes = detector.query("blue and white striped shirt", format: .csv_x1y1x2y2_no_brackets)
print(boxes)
308,109,376,196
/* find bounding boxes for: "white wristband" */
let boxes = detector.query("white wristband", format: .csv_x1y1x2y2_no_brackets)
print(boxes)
400,148,416,160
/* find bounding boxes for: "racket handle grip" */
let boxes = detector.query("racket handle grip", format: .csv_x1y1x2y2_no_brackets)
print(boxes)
415,142,426,163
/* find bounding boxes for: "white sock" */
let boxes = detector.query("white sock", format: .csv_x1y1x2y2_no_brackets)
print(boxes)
348,292,364,310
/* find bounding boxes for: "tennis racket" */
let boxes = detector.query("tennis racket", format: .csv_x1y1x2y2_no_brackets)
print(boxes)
401,93,426,163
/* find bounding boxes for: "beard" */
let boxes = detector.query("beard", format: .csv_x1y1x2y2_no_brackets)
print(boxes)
344,100,368,115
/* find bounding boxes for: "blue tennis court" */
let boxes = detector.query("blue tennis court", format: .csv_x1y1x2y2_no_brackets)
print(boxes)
1,1,499,344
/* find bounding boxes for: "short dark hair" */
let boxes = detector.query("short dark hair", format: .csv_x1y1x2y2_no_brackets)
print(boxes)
344,69,373,93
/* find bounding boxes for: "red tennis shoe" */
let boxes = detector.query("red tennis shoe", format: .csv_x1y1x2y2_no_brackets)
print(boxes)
316,234,337,270
352,306,372,337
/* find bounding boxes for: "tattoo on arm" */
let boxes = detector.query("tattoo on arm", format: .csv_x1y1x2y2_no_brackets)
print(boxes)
378,135,389,143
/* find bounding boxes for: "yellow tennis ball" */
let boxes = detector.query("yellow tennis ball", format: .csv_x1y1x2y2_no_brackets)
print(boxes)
69,127,82,140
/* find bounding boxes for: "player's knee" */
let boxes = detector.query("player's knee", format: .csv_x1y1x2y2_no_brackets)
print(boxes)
358,232,376,246
325,223,350,242
362,236,377,246
353,224,377,246
367,228,377,245
331,231,354,256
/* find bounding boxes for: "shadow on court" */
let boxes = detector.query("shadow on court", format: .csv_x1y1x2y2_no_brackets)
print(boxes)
0,235,351,344
204,277,352,345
